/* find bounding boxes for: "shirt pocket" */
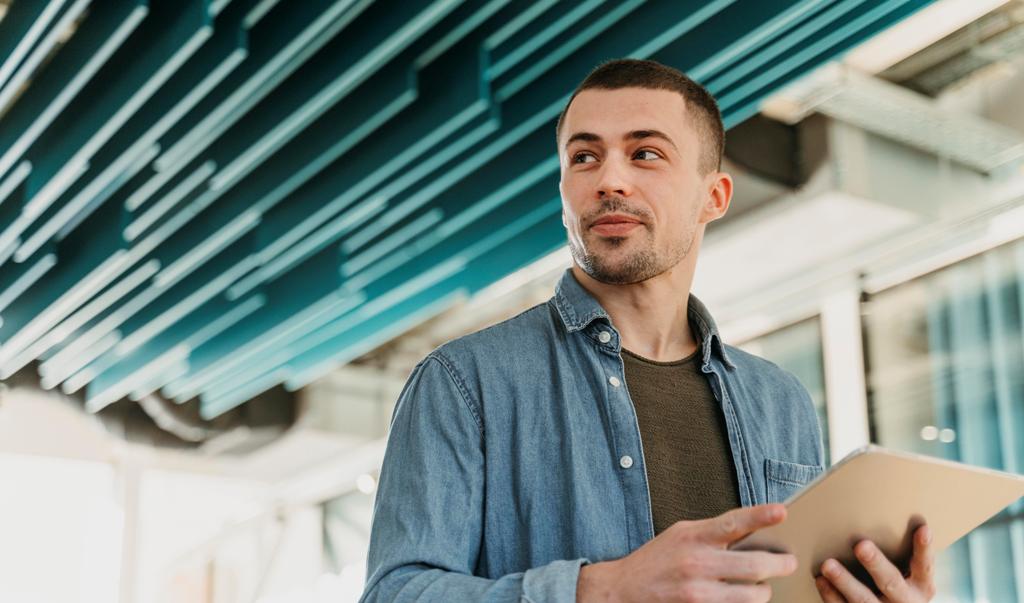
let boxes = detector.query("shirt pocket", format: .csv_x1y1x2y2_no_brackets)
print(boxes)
764,458,824,503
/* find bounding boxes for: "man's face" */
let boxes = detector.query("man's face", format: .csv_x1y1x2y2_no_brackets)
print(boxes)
558,87,719,285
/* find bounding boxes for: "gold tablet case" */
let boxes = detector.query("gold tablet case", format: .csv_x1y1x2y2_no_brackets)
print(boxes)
731,445,1024,603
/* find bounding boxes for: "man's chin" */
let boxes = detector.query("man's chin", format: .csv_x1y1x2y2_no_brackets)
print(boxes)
581,260,658,286
570,240,658,283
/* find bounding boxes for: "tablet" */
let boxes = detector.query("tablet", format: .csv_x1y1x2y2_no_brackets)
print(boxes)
730,445,1024,602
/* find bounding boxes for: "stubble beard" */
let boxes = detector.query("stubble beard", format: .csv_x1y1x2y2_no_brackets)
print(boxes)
570,219,696,286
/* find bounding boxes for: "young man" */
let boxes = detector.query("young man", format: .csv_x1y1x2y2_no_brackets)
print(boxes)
359,59,936,603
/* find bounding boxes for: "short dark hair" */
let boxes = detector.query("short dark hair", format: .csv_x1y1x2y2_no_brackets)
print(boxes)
555,59,724,174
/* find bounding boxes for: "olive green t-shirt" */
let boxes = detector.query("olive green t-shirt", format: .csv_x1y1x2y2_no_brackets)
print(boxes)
621,345,741,535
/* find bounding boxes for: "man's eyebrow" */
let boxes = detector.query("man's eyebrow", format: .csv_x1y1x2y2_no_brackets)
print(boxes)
627,129,677,150
564,130,678,150
565,132,601,148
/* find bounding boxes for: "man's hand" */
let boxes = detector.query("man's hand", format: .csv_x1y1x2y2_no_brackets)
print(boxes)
815,524,936,603
577,504,797,603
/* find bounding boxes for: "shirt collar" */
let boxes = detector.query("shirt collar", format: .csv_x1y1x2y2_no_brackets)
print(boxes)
552,268,735,369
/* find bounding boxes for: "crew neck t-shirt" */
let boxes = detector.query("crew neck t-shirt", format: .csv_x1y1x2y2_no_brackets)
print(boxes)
621,345,742,535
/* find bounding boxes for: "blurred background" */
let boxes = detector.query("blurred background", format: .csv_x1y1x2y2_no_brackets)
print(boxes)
0,0,1023,601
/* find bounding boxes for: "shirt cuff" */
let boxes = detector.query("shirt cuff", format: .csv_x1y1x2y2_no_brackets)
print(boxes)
521,557,591,603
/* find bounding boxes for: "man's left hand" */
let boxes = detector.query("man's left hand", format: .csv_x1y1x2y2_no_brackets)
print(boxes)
815,524,936,603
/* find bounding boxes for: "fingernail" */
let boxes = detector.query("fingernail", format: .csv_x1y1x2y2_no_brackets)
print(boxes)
857,541,875,560
923,526,932,545
823,559,838,575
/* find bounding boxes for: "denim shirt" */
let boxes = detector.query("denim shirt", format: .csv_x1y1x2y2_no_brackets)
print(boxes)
360,269,825,602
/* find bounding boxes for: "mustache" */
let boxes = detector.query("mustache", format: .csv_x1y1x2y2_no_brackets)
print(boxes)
584,197,652,226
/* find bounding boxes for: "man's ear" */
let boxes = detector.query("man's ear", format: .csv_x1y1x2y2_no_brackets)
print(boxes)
700,171,733,224
561,210,568,229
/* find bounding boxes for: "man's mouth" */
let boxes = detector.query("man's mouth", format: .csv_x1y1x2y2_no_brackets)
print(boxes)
590,215,643,236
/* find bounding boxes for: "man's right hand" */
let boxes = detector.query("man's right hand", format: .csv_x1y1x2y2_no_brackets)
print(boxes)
576,504,797,603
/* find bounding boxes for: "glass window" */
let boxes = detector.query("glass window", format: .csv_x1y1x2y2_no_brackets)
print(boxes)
864,238,1024,602
738,317,830,465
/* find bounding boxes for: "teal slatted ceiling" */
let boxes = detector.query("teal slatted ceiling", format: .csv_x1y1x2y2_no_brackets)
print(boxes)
0,0,934,419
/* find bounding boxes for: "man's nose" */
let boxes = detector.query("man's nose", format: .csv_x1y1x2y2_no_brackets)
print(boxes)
596,155,632,199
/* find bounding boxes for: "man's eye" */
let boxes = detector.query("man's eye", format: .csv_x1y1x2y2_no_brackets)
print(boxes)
634,149,660,161
571,152,597,164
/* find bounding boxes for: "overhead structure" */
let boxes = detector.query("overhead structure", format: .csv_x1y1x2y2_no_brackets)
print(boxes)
0,0,935,421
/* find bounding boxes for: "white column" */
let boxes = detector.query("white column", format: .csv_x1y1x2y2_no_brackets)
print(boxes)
820,285,872,461
117,458,142,603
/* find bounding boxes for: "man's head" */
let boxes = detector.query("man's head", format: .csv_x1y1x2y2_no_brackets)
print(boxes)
557,59,732,285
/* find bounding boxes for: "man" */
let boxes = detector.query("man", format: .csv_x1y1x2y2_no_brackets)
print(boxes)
359,59,936,603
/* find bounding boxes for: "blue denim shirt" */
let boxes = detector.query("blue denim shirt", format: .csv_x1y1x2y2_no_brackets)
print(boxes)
360,269,825,602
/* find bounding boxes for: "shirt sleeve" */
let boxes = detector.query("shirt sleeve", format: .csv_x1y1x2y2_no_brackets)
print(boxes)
359,353,590,603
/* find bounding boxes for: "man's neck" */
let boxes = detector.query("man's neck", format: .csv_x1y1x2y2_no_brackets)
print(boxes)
571,263,699,363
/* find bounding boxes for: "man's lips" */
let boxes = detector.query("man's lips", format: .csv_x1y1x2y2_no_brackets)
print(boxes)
590,214,643,236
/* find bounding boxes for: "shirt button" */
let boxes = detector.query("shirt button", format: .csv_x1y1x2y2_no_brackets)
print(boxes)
619,455,634,469
608,376,621,387
598,331,611,343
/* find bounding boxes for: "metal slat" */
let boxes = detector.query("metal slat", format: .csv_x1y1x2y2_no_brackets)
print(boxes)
84,236,264,409
276,199,566,397
150,0,373,178
59,3,503,392
0,0,89,118
200,0,464,195
0,0,939,418
37,7,444,380
0,202,131,373
203,172,562,405
716,0,934,126
8,17,411,384
0,0,145,206
229,30,493,296
137,0,490,289
13,0,213,264
0,0,66,94
195,1,933,413
164,246,359,401
486,0,602,80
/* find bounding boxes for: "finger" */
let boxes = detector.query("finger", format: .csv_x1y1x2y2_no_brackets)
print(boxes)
720,582,773,603
680,580,772,603
908,525,936,596
815,575,847,603
820,558,880,603
710,549,798,583
853,540,914,601
700,504,787,545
